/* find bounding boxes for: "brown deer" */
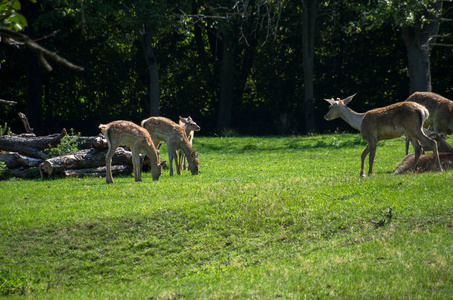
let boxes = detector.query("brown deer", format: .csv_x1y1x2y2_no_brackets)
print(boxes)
324,94,443,177
178,116,200,170
99,120,166,183
394,133,453,174
405,92,453,134
141,116,199,176
421,132,453,153
404,92,453,154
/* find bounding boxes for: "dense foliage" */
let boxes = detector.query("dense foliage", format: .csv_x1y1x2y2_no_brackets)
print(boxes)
1,0,453,135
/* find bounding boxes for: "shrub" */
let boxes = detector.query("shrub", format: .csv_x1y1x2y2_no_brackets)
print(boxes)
45,129,81,158
0,122,11,136
0,162,10,180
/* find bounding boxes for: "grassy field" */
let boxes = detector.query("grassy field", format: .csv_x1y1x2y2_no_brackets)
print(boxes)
1,134,452,299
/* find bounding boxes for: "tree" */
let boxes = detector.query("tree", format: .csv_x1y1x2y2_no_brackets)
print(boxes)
0,0,83,133
301,0,318,133
401,1,443,93
184,0,284,133
354,0,446,93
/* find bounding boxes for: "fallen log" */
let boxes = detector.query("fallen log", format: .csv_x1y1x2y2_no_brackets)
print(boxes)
91,136,108,149
9,167,40,178
72,135,108,149
0,153,43,168
40,147,132,178
61,165,132,178
0,129,67,159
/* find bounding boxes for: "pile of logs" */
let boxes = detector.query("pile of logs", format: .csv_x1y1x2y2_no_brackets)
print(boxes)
0,116,140,180
0,131,137,179
0,110,148,179
39,139,135,179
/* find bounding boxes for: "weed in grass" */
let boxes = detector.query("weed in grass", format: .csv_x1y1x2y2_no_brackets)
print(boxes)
371,206,393,228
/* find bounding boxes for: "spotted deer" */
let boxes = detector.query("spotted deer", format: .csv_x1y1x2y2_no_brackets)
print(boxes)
324,94,443,176
178,116,200,171
99,120,166,183
141,116,199,176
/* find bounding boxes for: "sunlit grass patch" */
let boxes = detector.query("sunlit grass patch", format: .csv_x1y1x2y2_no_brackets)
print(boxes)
1,134,452,298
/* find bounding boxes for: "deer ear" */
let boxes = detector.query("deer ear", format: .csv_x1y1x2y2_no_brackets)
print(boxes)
344,93,356,105
191,152,198,159
324,98,334,104
159,160,167,167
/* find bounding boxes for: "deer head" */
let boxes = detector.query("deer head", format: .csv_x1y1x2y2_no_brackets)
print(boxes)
324,94,356,120
179,116,201,132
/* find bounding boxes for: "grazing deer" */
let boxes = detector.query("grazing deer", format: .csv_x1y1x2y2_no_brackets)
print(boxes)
178,116,201,170
324,94,443,177
141,116,199,176
99,120,166,183
394,134,453,174
404,92,453,154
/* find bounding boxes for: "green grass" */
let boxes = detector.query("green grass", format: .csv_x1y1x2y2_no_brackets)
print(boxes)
1,134,453,299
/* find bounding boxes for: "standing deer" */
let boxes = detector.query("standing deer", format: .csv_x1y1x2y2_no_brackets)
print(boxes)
394,133,453,174
324,94,443,177
178,116,201,170
405,92,453,134
141,116,199,176
404,92,453,154
99,120,166,183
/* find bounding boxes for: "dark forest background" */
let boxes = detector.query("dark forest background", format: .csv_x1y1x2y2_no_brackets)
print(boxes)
1,0,453,136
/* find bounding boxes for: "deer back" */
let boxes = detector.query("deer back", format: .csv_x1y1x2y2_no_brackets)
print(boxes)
141,117,186,143
361,102,426,141
406,92,453,134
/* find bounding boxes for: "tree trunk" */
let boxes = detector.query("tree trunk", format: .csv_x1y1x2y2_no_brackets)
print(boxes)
142,26,160,117
402,26,432,93
217,32,236,133
22,1,45,134
302,0,318,133
401,3,442,94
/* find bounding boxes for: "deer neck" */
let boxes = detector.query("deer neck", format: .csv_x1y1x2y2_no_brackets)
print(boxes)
146,145,159,166
180,137,194,160
339,106,365,131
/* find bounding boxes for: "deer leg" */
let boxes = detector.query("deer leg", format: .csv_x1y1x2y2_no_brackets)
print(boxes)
167,144,175,176
174,150,181,175
413,132,443,172
360,145,370,177
409,138,423,171
131,148,142,182
404,135,410,155
367,143,377,176
178,150,186,170
105,144,117,184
